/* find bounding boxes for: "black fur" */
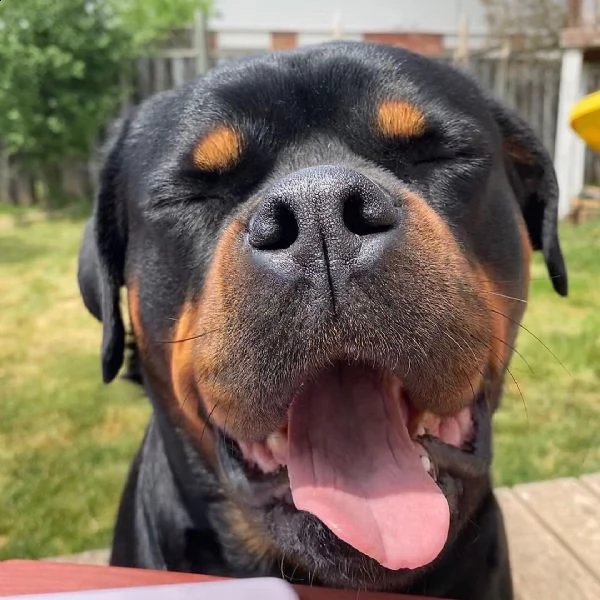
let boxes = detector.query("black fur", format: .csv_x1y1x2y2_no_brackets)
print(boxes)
78,42,567,600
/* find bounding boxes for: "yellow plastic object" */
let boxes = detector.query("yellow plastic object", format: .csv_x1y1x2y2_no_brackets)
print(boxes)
570,90,600,151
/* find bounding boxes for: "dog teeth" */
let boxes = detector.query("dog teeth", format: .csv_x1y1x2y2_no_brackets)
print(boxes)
420,454,432,473
266,431,289,466
416,425,426,437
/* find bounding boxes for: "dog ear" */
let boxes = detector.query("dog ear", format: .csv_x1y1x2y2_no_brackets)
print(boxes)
488,98,568,297
78,116,132,382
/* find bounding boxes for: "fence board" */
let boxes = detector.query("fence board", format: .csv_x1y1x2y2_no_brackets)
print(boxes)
5,41,600,207
153,58,168,93
467,55,561,159
0,146,9,203
172,57,186,89
542,66,557,153
136,58,152,100
9,171,34,206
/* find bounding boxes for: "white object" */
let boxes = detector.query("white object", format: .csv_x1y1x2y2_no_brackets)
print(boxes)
1,579,299,600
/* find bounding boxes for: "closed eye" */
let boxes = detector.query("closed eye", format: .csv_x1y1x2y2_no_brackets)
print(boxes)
412,154,456,166
411,149,489,167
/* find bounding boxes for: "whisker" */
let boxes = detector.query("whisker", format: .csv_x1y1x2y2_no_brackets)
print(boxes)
481,340,529,420
280,553,287,580
465,372,476,402
177,375,196,413
443,330,484,372
481,290,528,304
158,328,223,345
504,364,529,421
478,273,564,285
199,398,222,446
222,402,236,440
491,335,535,375
582,431,600,469
442,331,485,400
489,308,570,375
444,331,479,365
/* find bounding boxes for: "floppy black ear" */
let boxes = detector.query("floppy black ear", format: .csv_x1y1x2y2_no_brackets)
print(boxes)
78,117,131,383
488,98,568,297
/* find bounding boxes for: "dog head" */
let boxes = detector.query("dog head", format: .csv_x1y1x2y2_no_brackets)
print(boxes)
79,42,567,589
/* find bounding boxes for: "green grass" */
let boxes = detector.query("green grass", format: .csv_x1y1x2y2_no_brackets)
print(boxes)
0,209,599,559
493,218,600,486
0,209,149,559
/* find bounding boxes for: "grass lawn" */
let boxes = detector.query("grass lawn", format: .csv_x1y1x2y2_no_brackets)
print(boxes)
0,206,599,559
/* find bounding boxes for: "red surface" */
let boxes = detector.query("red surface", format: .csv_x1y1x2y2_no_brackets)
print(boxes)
0,561,442,600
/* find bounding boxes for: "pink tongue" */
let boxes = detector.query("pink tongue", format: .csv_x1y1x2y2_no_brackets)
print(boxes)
287,368,450,571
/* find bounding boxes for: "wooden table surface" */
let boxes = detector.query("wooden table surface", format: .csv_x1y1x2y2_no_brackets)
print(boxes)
0,561,439,600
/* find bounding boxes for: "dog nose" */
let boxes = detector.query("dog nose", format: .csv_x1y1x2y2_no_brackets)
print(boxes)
247,166,399,286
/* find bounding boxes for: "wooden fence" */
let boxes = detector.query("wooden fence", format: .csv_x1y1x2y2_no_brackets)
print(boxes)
469,54,562,158
1,39,599,206
469,53,600,186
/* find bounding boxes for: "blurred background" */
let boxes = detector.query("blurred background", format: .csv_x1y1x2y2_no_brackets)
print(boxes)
0,0,598,562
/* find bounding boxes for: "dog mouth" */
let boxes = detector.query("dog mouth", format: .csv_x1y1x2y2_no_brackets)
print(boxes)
216,364,486,572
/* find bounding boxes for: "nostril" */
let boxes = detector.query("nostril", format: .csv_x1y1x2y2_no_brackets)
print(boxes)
248,203,299,251
343,193,398,237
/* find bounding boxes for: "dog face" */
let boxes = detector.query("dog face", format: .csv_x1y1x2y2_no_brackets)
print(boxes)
79,43,567,589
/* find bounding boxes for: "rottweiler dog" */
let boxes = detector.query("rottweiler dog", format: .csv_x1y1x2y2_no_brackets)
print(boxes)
78,42,567,600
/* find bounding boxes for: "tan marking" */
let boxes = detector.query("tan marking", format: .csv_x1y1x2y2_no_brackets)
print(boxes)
223,503,277,564
475,265,512,378
193,125,242,172
127,282,144,348
400,192,489,413
377,100,426,138
170,219,246,437
476,214,531,378
171,300,199,409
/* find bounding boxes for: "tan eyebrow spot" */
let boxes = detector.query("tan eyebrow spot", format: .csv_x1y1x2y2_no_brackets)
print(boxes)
193,125,242,172
377,100,426,138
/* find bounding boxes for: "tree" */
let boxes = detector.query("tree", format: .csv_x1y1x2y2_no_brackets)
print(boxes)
481,0,568,50
0,0,209,206
110,0,211,49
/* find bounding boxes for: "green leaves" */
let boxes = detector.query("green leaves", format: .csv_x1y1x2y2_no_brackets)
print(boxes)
0,0,210,196
0,0,127,168
108,0,211,50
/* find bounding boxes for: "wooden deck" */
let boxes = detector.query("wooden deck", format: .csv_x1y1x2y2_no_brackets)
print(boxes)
48,473,600,600
496,473,600,600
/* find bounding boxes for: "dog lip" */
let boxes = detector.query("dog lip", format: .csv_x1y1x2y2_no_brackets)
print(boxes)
232,368,482,475
216,368,490,510
418,390,491,480
216,430,292,508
